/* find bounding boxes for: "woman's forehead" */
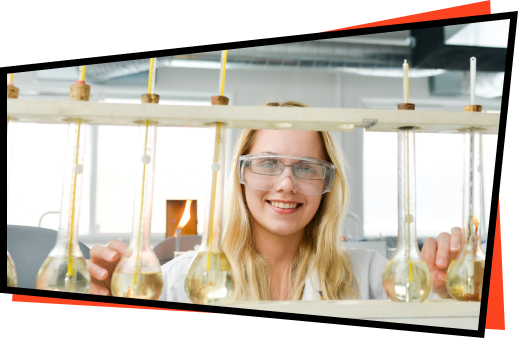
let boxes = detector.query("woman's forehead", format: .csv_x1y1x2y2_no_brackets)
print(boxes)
249,130,327,160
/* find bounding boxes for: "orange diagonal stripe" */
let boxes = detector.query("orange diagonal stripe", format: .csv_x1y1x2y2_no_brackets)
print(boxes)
12,295,198,313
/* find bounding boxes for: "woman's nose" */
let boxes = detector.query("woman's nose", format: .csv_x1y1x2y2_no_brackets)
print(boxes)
275,175,298,194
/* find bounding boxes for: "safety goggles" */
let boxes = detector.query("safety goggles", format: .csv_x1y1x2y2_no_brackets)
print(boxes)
238,154,336,196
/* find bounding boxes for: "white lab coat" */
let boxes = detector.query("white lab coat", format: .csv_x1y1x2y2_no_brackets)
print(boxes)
159,248,389,302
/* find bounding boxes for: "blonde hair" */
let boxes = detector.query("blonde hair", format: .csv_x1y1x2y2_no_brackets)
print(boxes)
222,101,358,301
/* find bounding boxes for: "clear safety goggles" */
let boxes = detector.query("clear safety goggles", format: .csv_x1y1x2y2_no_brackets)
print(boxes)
238,154,336,196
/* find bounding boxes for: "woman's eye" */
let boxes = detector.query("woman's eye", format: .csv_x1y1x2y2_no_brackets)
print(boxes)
259,160,277,168
299,166,315,173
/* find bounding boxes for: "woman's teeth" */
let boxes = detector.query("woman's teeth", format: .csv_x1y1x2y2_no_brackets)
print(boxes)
269,201,298,209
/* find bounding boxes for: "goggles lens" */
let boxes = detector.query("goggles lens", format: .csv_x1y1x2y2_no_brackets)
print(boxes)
240,155,335,196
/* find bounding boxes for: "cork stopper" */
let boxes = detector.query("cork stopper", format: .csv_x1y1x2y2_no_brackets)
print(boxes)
7,85,19,99
70,82,91,101
397,103,415,110
464,105,482,112
211,95,229,106
141,94,160,104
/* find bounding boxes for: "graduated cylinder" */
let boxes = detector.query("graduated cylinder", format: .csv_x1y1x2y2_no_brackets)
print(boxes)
36,118,91,293
185,120,234,305
383,105,432,302
111,119,164,300
446,106,486,301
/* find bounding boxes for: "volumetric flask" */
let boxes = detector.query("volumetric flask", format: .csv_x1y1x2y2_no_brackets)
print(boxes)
446,115,486,301
382,121,432,302
185,119,234,305
36,117,91,293
111,109,164,300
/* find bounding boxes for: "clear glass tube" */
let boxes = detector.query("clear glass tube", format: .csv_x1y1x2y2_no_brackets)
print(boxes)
185,122,234,305
111,121,164,300
446,128,486,301
7,117,15,197
36,119,91,293
383,127,432,302
7,117,17,288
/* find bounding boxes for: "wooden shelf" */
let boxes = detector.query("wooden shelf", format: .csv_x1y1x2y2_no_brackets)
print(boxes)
7,99,499,134
227,299,481,330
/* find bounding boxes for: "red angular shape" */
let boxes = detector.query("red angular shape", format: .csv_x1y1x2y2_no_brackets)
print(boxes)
328,1,491,32
486,202,506,330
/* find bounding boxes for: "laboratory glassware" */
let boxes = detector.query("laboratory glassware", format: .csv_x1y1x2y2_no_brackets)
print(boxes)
185,100,234,305
110,94,164,300
7,83,18,287
445,107,486,301
446,58,486,302
36,81,91,293
382,103,433,302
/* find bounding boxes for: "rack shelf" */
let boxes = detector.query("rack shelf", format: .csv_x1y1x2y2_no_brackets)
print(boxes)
7,99,499,134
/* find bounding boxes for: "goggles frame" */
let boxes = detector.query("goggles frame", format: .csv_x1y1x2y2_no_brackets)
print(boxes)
238,153,336,195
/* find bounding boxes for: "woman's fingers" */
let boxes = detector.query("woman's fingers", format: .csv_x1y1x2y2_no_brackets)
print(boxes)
86,260,108,281
422,238,438,273
450,227,463,253
89,280,110,296
86,241,128,297
107,240,129,256
436,232,451,270
422,238,446,290
90,245,120,265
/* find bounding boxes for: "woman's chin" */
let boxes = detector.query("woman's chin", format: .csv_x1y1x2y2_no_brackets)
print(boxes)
261,223,305,238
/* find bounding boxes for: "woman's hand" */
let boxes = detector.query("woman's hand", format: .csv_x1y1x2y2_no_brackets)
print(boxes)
86,240,128,296
421,227,462,299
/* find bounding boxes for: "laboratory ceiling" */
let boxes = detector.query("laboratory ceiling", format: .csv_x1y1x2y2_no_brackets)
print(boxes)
35,22,510,99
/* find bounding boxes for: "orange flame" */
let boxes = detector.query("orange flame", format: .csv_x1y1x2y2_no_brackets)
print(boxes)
178,200,192,231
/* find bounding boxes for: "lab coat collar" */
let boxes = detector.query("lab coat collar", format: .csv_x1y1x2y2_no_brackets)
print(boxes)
301,269,322,300
241,268,323,301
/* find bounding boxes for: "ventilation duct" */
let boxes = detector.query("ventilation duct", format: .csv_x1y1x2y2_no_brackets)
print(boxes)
429,71,504,98
85,41,411,82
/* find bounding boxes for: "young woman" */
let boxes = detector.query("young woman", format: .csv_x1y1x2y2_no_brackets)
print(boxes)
87,101,462,301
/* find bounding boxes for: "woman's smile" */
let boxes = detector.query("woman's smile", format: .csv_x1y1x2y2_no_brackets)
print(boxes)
266,199,303,214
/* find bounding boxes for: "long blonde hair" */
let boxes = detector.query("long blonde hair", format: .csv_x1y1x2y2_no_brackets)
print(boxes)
222,101,358,301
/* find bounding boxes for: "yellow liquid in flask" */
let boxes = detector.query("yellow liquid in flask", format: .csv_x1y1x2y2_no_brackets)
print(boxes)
36,256,90,293
111,272,164,300
185,251,234,305
446,260,485,301
383,261,432,302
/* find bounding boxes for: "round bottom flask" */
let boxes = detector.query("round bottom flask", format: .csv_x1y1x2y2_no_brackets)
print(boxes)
7,251,18,288
111,247,164,300
446,126,486,302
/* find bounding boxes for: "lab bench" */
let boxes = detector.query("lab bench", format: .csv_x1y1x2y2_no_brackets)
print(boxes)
228,299,480,330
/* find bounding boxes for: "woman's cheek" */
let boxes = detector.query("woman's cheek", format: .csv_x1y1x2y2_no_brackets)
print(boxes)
244,188,263,217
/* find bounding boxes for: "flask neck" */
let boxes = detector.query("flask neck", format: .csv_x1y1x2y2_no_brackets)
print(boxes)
54,120,87,256
395,128,421,260
129,121,158,251
461,128,485,258
200,123,227,253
